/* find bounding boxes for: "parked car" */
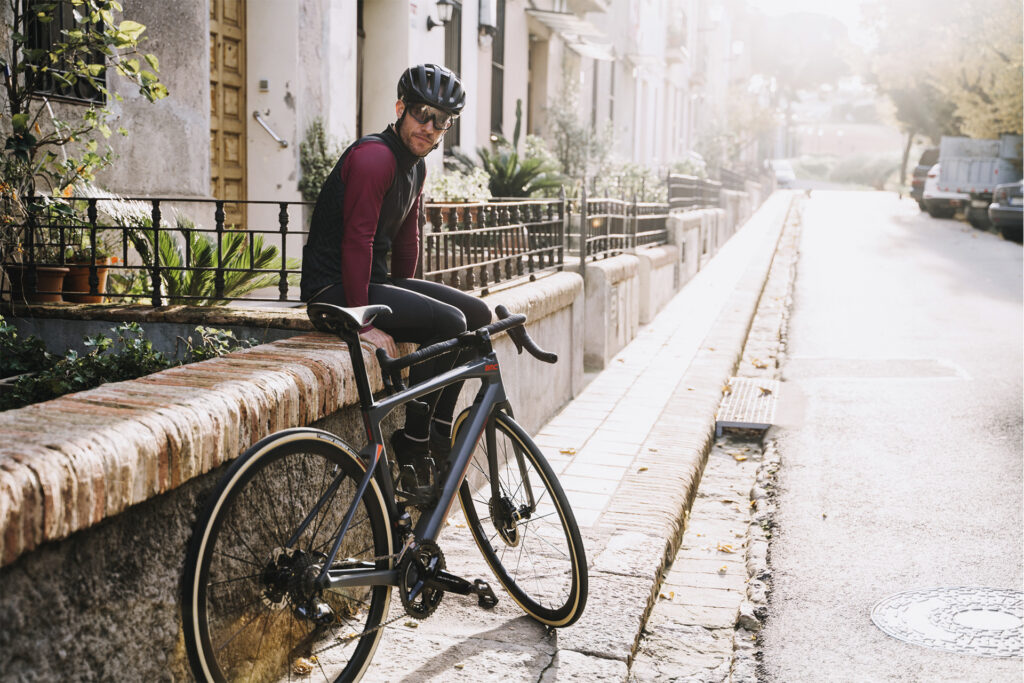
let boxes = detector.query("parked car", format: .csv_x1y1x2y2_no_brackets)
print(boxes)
937,134,1023,229
922,163,968,219
771,159,796,188
988,180,1023,242
910,147,940,210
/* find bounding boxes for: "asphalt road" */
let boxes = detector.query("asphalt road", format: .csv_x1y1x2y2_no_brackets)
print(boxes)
762,192,1023,680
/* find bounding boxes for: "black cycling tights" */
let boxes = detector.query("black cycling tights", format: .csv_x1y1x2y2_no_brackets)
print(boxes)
311,278,491,438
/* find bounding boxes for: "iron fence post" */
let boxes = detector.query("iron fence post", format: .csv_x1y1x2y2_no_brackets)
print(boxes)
87,198,99,295
577,185,588,276
416,200,425,279
214,200,226,301
278,202,289,301
631,193,638,253
150,200,163,306
25,194,38,295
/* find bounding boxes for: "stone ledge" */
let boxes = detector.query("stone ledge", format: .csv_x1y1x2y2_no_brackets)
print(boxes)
0,332,396,567
0,301,314,330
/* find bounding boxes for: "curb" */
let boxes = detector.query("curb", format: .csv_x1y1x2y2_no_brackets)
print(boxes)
608,192,797,665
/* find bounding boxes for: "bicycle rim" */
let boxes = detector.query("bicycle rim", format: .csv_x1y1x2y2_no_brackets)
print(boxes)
456,411,588,626
183,432,393,682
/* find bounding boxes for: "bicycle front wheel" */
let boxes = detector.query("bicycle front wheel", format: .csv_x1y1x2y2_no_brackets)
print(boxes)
182,429,393,683
455,410,588,627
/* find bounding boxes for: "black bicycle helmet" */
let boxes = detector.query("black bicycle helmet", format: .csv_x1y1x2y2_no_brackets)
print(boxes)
397,63,466,115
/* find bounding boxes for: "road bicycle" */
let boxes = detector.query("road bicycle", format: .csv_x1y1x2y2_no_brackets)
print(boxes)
182,302,589,681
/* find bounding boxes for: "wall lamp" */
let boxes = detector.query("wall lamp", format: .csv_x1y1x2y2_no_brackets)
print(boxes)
427,0,456,31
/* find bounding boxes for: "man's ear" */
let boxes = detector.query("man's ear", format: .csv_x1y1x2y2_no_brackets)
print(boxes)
395,100,405,118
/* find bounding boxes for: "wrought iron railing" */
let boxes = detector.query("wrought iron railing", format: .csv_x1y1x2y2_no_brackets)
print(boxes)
0,195,308,306
667,174,724,211
420,198,565,295
2,173,760,305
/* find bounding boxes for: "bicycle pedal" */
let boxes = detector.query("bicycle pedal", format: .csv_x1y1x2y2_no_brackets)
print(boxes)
473,579,498,609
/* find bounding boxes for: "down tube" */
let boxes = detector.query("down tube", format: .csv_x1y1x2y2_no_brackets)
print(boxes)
417,380,504,541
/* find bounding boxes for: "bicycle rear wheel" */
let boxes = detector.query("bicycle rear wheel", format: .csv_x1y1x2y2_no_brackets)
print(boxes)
455,410,588,626
182,429,393,682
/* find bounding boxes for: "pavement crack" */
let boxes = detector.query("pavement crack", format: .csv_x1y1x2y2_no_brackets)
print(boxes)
535,652,556,683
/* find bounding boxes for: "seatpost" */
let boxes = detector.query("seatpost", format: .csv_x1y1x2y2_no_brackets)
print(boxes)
341,330,376,412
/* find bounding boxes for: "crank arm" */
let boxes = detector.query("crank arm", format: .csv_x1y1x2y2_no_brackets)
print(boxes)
426,572,499,608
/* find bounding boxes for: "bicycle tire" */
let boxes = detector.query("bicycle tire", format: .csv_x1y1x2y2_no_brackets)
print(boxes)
182,429,393,683
455,410,588,626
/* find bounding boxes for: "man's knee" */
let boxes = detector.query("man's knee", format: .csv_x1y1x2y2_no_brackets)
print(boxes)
462,298,491,331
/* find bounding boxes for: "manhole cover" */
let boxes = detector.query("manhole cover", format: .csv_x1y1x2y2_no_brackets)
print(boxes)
871,587,1023,658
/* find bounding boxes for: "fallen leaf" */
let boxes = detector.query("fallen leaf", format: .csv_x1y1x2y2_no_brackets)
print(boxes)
559,447,577,455
732,454,748,462
405,620,419,628
718,565,728,574
648,447,659,452
454,663,465,670
759,387,773,396
637,466,649,473
716,543,735,553
722,384,732,395
751,358,768,369
292,658,314,675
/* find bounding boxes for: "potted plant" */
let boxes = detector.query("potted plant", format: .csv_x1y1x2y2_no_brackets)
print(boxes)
63,223,118,303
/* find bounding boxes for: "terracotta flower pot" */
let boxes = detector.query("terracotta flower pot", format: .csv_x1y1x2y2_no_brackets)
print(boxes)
4,264,69,303
64,257,113,303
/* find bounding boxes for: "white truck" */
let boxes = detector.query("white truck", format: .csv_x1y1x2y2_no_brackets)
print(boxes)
937,134,1023,228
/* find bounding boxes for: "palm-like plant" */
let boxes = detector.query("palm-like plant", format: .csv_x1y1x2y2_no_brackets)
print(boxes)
477,100,564,198
115,217,299,306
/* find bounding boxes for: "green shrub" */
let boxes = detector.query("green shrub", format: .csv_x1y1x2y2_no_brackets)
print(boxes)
0,314,52,377
0,322,257,411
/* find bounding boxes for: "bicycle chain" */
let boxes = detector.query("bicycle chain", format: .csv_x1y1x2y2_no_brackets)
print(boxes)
308,543,410,657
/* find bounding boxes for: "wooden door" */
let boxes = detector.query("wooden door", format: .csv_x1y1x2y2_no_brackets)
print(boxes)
210,0,246,228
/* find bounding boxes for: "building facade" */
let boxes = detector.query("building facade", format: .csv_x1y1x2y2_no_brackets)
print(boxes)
34,0,750,215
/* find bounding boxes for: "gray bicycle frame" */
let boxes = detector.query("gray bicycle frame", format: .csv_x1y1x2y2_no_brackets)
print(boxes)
305,346,537,591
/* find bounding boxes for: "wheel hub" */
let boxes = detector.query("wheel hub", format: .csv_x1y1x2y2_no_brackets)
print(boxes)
489,496,527,546
260,547,328,618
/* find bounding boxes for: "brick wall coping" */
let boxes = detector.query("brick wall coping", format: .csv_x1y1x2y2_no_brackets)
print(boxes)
0,272,582,567
1,302,314,330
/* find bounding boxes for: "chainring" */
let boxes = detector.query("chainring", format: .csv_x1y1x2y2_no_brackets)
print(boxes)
398,540,446,619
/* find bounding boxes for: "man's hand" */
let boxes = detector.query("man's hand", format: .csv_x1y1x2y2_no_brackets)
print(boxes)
362,327,400,359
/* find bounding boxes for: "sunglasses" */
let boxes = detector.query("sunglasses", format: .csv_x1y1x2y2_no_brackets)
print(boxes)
405,102,457,131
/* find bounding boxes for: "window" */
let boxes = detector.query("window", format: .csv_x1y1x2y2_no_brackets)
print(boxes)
24,0,106,103
443,1,463,153
489,0,505,134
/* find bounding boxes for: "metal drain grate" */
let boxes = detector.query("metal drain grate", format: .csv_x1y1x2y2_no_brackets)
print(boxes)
871,587,1023,657
715,377,780,436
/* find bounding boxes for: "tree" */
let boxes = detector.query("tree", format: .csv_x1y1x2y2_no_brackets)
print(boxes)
865,0,1021,143
0,0,167,264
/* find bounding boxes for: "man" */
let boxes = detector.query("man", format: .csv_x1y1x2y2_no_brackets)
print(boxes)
301,63,491,489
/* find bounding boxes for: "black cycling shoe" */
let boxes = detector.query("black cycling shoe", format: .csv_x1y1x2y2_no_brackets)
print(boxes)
429,421,453,459
390,429,434,489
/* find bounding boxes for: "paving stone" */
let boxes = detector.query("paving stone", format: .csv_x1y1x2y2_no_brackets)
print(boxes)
540,650,628,682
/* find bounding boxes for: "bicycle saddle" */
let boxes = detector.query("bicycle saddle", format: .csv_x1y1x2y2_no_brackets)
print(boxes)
307,302,393,334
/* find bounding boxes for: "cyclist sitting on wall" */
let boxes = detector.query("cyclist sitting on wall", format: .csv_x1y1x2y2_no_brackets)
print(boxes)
301,63,491,489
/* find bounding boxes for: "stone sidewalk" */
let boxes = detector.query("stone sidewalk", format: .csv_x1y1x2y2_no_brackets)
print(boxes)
364,191,796,682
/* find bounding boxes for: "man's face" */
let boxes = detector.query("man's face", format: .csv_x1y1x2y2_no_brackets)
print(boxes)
395,100,448,157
